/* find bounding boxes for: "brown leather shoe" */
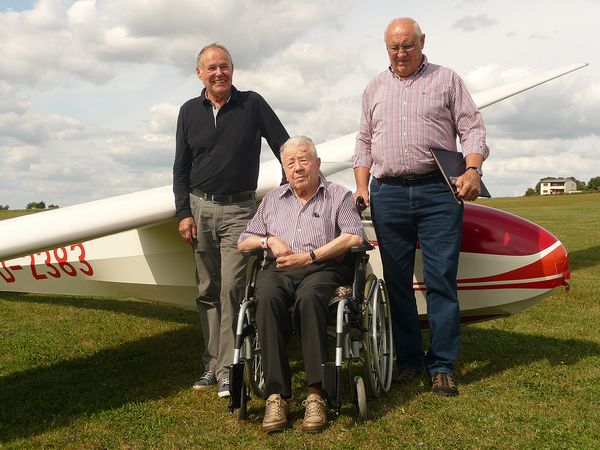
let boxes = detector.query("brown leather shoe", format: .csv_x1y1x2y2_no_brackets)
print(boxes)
393,367,420,384
301,393,328,432
431,372,459,397
262,394,290,433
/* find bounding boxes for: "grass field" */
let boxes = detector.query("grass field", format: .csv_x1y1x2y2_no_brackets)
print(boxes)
1,194,599,449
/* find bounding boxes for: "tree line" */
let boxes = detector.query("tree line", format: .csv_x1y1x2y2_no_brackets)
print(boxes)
524,176,600,196
0,201,59,211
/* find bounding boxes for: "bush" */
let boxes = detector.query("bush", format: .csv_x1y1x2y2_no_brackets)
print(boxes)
26,201,46,210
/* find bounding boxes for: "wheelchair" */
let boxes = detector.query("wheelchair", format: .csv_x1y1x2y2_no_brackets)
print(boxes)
228,201,393,421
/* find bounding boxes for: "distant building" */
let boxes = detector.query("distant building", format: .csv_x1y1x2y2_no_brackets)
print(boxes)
540,178,578,195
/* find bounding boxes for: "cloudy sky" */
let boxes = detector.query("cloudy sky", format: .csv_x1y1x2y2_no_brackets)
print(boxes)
1,0,599,208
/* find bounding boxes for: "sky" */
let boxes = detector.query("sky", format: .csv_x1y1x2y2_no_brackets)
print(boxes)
1,0,599,208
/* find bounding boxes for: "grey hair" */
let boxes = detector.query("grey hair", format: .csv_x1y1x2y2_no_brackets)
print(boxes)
196,42,233,69
281,135,318,158
384,17,423,41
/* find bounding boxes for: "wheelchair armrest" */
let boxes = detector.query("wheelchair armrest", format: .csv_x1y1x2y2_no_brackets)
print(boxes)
242,248,267,257
350,241,374,253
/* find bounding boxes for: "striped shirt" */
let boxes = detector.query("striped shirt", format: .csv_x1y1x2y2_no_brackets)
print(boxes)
238,180,366,254
353,55,489,177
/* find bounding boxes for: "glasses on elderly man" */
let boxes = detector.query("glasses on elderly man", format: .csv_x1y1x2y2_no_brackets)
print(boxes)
387,42,419,54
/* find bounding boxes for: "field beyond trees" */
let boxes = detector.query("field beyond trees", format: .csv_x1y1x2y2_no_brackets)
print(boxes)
1,194,599,449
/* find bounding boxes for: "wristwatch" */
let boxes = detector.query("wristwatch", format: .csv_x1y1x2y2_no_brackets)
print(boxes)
309,250,318,264
260,237,269,249
466,166,483,177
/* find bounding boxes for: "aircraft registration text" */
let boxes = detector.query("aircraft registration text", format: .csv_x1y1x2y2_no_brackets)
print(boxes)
0,243,93,283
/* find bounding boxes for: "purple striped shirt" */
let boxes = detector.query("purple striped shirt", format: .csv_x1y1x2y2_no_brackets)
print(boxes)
353,55,489,177
238,180,366,253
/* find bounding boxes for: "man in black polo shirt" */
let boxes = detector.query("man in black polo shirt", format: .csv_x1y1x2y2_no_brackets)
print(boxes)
173,43,289,398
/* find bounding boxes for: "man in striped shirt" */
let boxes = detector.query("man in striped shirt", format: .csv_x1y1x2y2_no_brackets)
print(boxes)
238,135,366,433
353,17,490,397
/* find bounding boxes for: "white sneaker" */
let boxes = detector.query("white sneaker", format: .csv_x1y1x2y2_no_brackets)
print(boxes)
218,378,230,397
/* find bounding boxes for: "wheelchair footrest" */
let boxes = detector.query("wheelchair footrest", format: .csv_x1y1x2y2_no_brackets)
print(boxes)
322,362,340,410
228,362,245,412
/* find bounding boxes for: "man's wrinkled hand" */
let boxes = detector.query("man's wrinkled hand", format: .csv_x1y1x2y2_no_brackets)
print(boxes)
267,236,292,258
178,217,197,245
353,188,370,207
455,170,481,202
275,253,311,270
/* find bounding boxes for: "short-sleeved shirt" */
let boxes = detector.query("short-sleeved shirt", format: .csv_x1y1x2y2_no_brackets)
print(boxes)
238,180,366,255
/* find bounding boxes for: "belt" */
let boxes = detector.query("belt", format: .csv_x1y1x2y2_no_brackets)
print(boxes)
192,189,255,203
377,171,441,186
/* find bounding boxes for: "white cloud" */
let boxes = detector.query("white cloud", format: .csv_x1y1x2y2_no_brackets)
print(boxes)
0,0,599,208
453,13,497,32
2,145,40,170
0,108,99,144
148,103,179,134
104,133,174,168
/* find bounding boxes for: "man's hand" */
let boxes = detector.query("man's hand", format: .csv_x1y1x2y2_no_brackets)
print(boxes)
455,169,481,201
353,166,371,207
353,187,370,207
267,236,292,258
275,253,311,270
178,217,197,245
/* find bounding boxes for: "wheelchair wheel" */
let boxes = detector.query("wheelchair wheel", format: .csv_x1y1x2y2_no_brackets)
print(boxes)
363,277,394,395
353,376,368,422
242,329,265,398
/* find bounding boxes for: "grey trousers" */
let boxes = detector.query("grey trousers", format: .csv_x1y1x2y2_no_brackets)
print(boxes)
190,194,257,380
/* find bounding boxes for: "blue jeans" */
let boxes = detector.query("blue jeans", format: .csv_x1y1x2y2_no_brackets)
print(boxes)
370,176,463,375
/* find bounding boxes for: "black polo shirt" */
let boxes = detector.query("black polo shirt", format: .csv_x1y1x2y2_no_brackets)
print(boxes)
173,86,289,221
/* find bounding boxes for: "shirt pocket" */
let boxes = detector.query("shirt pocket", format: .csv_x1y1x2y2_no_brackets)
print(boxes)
418,91,446,120
300,216,329,250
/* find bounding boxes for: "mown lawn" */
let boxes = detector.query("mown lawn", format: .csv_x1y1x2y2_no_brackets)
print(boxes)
1,194,599,449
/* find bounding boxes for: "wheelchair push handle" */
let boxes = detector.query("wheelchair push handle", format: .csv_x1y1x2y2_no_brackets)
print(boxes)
355,196,367,215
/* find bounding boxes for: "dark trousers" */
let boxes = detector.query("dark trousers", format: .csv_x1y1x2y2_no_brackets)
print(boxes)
370,176,463,375
255,261,352,399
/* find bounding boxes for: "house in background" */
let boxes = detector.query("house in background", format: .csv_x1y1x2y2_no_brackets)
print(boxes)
540,178,578,195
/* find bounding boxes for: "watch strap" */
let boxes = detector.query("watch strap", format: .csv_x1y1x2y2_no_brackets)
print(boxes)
466,166,483,176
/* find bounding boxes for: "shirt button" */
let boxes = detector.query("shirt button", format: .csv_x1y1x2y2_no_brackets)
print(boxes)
297,229,301,232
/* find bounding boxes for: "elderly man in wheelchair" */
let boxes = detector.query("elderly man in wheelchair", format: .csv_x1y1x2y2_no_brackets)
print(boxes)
236,135,367,433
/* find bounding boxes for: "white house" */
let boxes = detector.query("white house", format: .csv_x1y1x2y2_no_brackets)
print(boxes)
540,178,578,195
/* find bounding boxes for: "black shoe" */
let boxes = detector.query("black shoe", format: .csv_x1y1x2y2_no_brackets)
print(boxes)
393,367,420,384
431,372,459,397
192,371,217,389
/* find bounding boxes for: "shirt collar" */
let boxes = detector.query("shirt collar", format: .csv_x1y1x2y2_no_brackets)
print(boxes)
201,85,237,107
280,178,326,199
388,54,428,80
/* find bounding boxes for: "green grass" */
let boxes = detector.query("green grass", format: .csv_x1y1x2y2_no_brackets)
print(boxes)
0,210,38,221
1,194,599,449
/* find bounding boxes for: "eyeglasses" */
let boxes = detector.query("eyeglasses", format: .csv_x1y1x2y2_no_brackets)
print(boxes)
387,42,419,54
